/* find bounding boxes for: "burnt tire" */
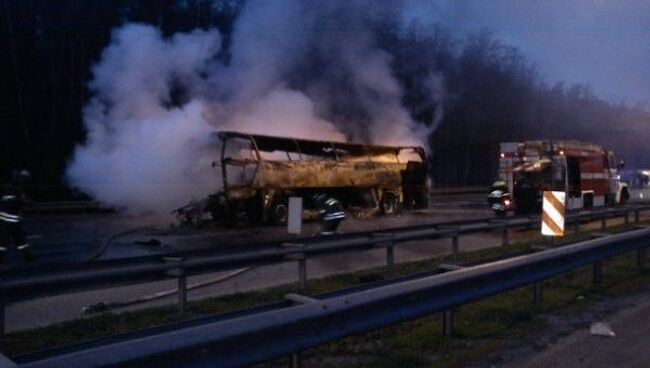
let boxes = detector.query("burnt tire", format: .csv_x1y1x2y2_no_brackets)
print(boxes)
210,193,228,223
270,202,288,226
381,193,400,215
246,204,263,225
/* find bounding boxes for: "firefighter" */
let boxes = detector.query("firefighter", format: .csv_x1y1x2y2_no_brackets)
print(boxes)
0,169,34,263
490,175,508,193
313,194,345,235
513,174,537,214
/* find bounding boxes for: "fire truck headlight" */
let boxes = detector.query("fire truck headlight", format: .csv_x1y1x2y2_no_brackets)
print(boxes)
500,153,505,158
504,199,511,206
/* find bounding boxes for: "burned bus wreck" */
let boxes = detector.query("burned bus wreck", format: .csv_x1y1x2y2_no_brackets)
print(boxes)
205,131,428,225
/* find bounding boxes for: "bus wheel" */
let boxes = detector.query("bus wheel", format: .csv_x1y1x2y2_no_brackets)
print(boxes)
270,201,288,226
381,193,400,215
210,193,228,222
246,204,263,225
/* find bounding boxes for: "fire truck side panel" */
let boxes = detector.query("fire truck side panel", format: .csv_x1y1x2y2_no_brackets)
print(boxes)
497,140,624,212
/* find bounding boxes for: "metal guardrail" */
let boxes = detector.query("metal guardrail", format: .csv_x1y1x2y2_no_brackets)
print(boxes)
0,205,647,314
9,224,650,367
24,201,111,215
0,205,645,358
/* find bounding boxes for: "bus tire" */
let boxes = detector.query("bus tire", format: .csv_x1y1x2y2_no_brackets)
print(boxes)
381,193,400,215
270,201,288,226
210,193,228,222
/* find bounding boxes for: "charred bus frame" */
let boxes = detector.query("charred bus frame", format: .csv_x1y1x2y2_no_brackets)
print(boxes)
211,131,428,225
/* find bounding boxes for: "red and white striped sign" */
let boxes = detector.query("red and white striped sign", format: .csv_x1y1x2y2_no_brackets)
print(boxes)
542,191,566,236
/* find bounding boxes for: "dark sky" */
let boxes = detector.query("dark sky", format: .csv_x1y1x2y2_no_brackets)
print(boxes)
404,0,650,106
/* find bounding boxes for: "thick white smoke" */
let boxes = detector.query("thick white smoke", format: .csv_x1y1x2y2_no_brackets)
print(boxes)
67,0,442,215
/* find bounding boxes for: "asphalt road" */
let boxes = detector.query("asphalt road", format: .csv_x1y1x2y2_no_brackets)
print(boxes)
5,194,497,331
19,192,489,263
500,291,650,368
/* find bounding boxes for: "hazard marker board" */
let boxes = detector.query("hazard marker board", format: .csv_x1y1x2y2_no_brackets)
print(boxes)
542,191,566,237
287,197,303,235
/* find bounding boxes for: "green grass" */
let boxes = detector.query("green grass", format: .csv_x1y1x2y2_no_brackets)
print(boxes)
5,217,650,367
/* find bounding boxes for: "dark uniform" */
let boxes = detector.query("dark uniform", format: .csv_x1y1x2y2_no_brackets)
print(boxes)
0,179,33,263
314,195,345,235
513,176,538,214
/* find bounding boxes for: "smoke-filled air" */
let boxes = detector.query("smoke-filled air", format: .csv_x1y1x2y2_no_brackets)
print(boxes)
66,0,441,215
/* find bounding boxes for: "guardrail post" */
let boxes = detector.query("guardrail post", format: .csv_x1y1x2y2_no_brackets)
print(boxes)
386,244,395,276
532,282,542,305
163,257,187,316
452,233,459,261
573,218,580,235
290,352,301,368
601,212,607,230
501,226,509,246
178,273,187,316
0,300,5,349
593,261,603,284
635,209,640,224
298,255,307,293
283,243,308,293
624,211,630,227
638,248,647,270
442,309,454,337
372,233,396,277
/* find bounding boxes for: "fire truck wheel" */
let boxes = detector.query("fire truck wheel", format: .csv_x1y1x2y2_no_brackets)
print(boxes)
270,202,288,226
381,193,400,215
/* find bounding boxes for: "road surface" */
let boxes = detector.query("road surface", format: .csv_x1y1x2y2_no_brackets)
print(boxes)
6,194,499,331
495,290,650,368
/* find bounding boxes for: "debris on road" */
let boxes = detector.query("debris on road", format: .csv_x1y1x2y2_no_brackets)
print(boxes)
590,321,616,337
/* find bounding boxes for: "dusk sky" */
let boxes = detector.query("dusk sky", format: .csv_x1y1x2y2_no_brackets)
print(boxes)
404,0,650,106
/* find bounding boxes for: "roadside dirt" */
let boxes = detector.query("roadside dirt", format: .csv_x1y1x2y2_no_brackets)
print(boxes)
471,286,650,368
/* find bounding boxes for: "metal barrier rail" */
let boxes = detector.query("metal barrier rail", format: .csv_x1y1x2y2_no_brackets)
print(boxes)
10,225,650,368
0,204,646,351
0,205,647,306
2,204,647,300
5,203,644,277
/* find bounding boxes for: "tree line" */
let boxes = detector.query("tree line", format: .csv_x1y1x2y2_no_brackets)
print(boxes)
2,0,648,198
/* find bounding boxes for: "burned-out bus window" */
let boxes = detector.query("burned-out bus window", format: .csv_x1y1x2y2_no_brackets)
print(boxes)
223,137,257,187
258,150,293,161
398,148,424,163
224,137,257,161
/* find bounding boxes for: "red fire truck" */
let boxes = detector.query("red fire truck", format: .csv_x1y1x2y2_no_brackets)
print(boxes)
491,140,629,215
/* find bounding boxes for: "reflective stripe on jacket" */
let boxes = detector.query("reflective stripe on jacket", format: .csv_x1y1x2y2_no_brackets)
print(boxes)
0,211,21,223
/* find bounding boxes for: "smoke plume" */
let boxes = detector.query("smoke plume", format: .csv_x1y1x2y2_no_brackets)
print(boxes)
67,0,442,215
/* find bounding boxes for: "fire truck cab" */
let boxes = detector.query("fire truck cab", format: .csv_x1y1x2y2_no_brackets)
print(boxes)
497,140,629,214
